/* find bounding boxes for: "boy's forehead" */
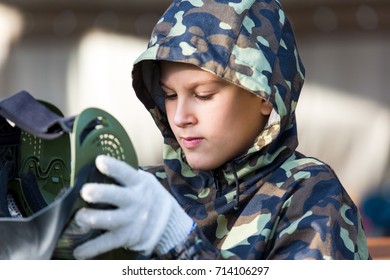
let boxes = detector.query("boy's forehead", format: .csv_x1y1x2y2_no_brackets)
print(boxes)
159,61,222,82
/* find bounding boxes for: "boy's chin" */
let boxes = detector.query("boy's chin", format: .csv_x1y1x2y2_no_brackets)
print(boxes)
186,158,221,171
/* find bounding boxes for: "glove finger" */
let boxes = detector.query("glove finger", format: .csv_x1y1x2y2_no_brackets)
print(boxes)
95,155,141,186
73,228,132,260
80,183,139,208
75,207,139,230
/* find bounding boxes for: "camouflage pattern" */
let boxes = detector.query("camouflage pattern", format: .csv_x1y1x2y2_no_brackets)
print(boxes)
132,0,370,259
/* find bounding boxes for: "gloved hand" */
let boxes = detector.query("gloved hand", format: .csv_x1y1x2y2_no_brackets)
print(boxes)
73,155,195,260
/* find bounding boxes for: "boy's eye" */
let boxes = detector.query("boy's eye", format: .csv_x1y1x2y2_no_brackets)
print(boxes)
160,86,177,100
195,93,214,101
164,92,177,100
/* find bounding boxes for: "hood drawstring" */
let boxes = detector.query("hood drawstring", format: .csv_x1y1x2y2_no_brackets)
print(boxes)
230,163,240,211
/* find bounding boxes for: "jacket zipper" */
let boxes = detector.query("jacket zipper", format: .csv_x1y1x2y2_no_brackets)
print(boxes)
212,170,222,198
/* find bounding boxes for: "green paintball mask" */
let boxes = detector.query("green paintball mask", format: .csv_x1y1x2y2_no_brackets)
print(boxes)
0,91,138,259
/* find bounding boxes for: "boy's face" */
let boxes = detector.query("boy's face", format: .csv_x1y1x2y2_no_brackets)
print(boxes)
160,61,272,170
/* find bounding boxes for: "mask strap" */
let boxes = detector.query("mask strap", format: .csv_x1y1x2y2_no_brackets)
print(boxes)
0,91,73,139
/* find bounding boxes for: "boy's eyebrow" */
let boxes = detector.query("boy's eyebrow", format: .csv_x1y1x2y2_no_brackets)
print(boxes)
159,82,174,92
159,81,169,88
160,78,228,90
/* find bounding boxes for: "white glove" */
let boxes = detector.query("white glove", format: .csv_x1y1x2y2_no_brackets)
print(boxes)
73,155,194,260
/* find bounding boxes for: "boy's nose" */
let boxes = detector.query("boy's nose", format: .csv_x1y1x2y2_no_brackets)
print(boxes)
173,100,197,128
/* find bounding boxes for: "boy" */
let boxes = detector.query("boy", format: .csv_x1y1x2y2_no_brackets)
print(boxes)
73,0,370,259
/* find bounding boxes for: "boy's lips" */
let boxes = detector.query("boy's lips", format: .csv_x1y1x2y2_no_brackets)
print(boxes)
181,137,203,149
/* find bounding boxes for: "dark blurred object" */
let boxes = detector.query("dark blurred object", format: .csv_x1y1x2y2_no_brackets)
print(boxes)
361,182,390,237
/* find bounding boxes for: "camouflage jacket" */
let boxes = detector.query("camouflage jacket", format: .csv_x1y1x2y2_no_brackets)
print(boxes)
131,0,370,260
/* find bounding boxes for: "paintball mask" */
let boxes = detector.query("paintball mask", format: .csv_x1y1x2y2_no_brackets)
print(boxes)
0,91,138,259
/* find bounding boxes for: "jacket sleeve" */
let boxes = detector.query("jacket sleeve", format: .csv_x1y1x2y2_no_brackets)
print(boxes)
266,165,371,260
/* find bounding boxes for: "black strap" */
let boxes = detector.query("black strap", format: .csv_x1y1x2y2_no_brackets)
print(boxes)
0,91,72,139
0,164,11,217
0,115,20,179
19,172,48,214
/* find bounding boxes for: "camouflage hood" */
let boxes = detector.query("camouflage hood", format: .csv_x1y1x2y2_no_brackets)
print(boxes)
132,0,305,232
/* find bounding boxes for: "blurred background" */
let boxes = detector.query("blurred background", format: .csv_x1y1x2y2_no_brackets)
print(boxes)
0,0,389,236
